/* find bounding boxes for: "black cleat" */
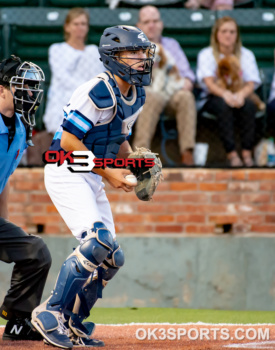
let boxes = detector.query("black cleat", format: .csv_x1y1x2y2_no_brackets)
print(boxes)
3,317,42,341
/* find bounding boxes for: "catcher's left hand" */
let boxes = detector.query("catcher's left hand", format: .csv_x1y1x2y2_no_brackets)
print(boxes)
127,147,163,201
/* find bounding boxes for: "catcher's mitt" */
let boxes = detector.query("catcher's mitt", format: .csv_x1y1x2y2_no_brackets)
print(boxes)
128,147,163,201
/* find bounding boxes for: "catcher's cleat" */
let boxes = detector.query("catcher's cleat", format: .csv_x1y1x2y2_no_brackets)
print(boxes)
31,310,73,349
71,335,105,347
2,316,42,341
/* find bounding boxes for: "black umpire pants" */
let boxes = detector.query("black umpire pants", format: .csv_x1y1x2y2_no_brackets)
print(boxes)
203,95,257,153
0,218,52,320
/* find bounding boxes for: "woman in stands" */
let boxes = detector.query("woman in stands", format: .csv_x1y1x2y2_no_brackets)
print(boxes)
197,16,261,167
28,8,104,165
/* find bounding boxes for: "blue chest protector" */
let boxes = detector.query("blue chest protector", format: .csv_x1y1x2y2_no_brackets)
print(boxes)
83,73,145,159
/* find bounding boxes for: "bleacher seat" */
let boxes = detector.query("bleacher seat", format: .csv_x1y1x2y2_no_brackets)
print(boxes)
217,9,275,68
261,0,275,8
0,0,38,5
46,0,103,7
88,7,138,44
160,9,215,67
117,0,183,8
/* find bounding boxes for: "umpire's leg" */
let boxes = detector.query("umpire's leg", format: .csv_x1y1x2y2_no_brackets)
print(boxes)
0,218,52,320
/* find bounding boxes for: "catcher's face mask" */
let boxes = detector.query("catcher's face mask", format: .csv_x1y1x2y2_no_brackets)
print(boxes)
10,61,45,126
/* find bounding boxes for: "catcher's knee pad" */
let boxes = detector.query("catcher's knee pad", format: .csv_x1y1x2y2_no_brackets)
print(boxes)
80,221,114,266
46,222,113,313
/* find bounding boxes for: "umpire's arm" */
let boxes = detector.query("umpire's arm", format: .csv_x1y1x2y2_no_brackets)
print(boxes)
0,182,9,219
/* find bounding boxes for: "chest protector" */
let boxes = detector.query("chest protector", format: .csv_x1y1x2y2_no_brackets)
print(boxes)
83,72,145,159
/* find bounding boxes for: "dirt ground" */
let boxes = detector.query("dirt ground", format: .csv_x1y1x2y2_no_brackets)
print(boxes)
1,324,275,350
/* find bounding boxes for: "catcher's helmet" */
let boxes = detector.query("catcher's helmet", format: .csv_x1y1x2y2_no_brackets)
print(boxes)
0,55,44,126
99,25,155,86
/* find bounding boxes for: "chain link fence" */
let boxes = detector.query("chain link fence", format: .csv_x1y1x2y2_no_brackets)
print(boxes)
1,5,274,167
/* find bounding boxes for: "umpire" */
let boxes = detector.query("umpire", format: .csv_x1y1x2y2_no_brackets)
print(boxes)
0,56,51,341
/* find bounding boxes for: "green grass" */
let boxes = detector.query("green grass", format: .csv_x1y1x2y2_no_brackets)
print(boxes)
1,308,274,326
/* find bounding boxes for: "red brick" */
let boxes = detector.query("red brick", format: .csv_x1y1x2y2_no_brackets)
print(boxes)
14,181,45,191
260,182,275,191
8,192,28,203
155,225,183,233
106,193,121,202
181,193,209,203
28,170,44,181
241,194,271,203
31,215,60,224
26,204,46,214
46,205,58,213
242,215,264,225
185,225,214,233
165,172,183,182
114,214,144,223
209,215,238,224
7,203,25,213
258,204,275,212
199,183,227,191
170,183,197,191
232,223,251,233
211,194,241,203
215,170,246,181
137,203,166,213
155,182,170,191
145,215,174,223
8,215,27,226
183,171,214,182
168,204,228,214
176,215,205,223
121,224,154,233
30,194,52,203
248,171,275,181
153,193,181,202
235,204,256,213
266,215,275,223
251,224,275,233
228,182,259,192
119,193,139,202
44,225,61,234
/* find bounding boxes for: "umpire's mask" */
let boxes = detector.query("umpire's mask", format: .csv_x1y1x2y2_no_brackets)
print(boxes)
10,60,45,127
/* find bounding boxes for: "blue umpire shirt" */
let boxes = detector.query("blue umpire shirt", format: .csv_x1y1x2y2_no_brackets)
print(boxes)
0,112,28,194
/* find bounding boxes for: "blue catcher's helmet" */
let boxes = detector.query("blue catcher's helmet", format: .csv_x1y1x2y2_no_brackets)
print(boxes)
99,25,155,86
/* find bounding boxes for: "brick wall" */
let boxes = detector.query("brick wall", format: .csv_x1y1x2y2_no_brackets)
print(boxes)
8,168,275,235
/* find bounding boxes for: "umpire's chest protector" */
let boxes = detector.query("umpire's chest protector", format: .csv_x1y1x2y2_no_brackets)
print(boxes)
83,72,145,159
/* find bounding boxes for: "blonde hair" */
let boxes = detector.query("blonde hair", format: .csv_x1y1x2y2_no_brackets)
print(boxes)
210,16,242,63
63,8,89,41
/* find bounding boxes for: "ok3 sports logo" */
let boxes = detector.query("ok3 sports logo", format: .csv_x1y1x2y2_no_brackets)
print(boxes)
43,150,155,173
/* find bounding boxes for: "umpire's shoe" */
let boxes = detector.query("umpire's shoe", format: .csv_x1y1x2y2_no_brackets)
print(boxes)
3,316,42,341
31,310,73,349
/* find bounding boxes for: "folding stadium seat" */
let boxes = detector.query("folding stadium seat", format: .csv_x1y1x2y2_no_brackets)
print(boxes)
46,0,104,7
160,9,215,68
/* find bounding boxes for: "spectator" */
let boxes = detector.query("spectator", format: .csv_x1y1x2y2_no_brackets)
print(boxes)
197,16,261,167
133,5,196,166
267,72,275,134
185,0,233,10
27,8,104,165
